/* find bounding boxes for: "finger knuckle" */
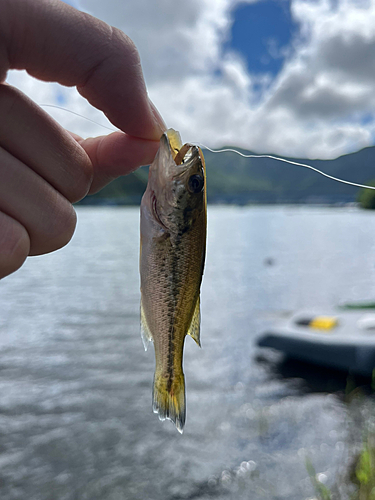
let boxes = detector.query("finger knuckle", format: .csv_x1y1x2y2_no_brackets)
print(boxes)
0,222,30,279
112,27,140,65
46,201,77,252
0,85,20,118
66,150,93,203
30,198,77,255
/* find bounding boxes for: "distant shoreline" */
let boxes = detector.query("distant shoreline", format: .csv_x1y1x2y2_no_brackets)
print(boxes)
75,198,361,208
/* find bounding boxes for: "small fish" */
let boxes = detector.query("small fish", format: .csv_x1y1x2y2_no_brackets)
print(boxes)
140,129,207,433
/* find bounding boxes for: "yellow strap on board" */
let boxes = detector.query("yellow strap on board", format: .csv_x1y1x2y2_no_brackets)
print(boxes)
309,316,338,331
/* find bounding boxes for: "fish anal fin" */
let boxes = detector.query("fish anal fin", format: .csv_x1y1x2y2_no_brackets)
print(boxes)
187,296,201,347
140,299,153,351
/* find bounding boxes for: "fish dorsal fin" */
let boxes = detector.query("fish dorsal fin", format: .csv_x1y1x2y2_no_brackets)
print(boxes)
187,296,201,347
140,299,153,351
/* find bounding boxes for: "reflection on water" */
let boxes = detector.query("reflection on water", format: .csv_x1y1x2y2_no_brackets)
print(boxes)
1,206,375,499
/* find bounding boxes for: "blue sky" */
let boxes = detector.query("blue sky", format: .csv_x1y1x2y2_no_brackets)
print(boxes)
61,0,77,6
227,0,299,78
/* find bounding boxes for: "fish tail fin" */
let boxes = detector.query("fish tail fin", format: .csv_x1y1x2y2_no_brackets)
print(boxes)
152,371,186,434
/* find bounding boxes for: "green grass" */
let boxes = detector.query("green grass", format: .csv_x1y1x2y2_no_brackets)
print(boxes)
307,434,375,500
350,434,375,500
307,376,375,499
306,458,332,500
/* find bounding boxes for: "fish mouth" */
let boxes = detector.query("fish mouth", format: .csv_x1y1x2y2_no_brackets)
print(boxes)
172,146,203,186
166,129,183,160
166,129,200,167
148,130,205,222
174,143,196,166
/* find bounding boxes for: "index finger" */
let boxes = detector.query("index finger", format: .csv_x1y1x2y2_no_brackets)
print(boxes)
0,0,165,141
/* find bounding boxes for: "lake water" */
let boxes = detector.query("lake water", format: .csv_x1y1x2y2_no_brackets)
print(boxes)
1,205,375,500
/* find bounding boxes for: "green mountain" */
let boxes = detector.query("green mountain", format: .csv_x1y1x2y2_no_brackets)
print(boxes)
78,145,375,205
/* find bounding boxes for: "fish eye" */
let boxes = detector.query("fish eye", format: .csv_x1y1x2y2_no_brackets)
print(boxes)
188,174,204,194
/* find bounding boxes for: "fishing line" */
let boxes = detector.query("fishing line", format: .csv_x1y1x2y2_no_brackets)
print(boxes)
196,144,375,191
40,104,118,132
39,104,149,181
39,104,375,191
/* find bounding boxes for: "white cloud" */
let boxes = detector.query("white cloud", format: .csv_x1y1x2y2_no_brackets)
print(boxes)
6,0,375,159
79,0,232,82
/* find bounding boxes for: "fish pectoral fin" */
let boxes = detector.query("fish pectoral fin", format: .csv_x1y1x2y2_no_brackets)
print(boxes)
140,300,153,351
187,296,201,347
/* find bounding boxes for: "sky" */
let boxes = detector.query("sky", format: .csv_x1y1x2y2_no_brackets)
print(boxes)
6,0,375,159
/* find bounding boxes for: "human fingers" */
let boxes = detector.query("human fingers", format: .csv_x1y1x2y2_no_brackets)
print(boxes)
0,0,166,141
76,132,160,194
0,84,93,203
0,145,77,257
0,211,30,279
0,83,86,278
0,82,156,271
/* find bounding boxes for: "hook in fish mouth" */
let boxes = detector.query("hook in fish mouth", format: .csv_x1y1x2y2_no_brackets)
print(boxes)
165,129,199,166
174,143,195,165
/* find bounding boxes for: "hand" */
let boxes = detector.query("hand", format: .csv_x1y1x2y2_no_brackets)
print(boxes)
0,0,166,279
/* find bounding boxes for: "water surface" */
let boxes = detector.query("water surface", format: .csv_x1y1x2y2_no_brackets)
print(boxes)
1,205,375,499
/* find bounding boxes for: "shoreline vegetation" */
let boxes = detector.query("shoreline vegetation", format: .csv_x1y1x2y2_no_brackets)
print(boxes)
77,145,375,208
308,383,375,500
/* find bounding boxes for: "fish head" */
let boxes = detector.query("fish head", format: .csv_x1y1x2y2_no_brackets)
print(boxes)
146,128,206,232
